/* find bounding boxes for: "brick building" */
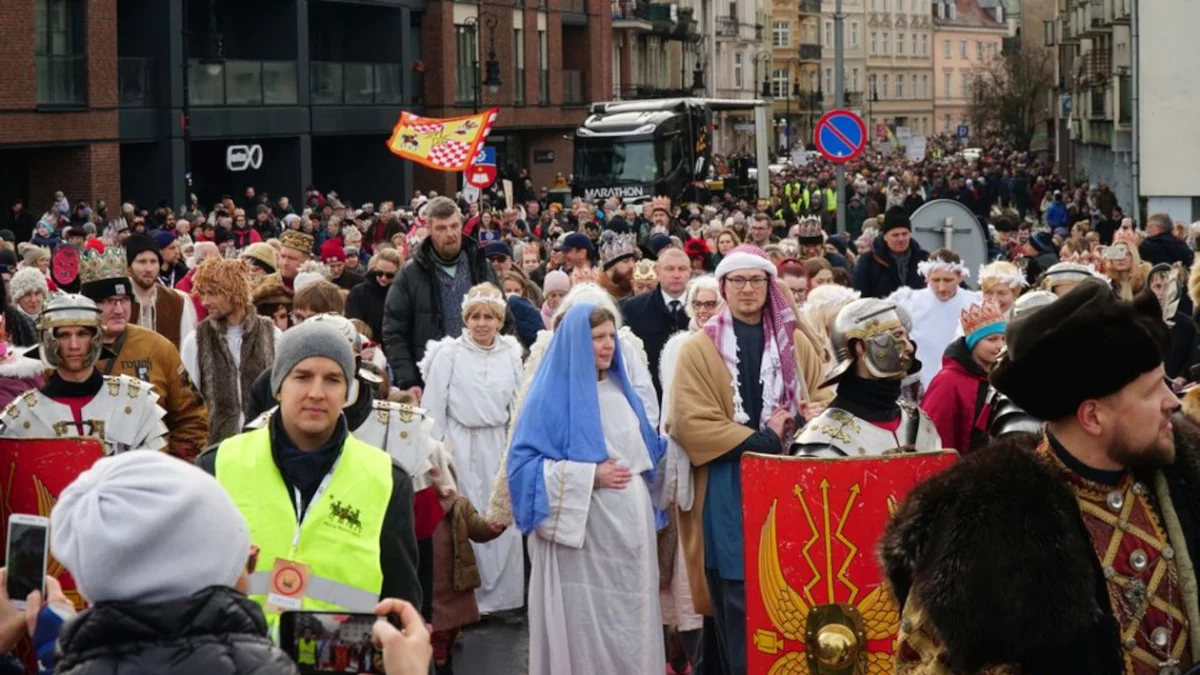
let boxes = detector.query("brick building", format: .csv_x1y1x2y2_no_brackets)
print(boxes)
0,0,121,215
415,0,611,196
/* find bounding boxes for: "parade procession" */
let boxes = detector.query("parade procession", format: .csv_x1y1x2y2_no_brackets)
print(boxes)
2,0,1200,673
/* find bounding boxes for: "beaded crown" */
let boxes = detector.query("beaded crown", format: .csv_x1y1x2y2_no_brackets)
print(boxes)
651,196,672,214
633,259,658,282
960,301,1006,337
796,216,824,242
599,231,638,268
79,247,128,285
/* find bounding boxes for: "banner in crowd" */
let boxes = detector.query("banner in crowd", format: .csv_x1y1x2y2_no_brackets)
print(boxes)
386,108,499,171
741,451,957,674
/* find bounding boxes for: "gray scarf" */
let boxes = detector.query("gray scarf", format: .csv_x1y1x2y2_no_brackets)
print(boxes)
435,250,471,337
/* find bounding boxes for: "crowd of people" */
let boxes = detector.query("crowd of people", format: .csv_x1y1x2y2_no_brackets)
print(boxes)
1,132,1199,675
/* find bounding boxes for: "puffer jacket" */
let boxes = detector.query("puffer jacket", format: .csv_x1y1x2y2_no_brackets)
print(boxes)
54,586,299,675
852,234,928,298
381,236,498,389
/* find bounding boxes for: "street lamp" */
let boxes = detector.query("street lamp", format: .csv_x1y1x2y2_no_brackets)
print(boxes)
464,12,501,113
868,81,879,145
754,52,771,98
785,75,800,151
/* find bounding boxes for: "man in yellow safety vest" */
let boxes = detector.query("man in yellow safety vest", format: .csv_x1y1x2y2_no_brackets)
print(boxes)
199,320,422,633
297,628,318,666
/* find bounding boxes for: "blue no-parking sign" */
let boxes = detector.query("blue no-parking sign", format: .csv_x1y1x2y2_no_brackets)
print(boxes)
813,110,867,163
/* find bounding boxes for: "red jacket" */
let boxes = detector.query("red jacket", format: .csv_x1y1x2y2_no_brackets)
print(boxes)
921,338,992,455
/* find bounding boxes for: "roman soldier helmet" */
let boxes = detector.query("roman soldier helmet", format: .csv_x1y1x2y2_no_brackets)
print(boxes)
824,297,914,386
35,294,103,370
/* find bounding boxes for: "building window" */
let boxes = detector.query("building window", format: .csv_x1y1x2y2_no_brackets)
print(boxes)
897,0,904,10
734,52,743,88
944,114,951,132
960,40,967,58
881,74,888,98
922,74,929,98
35,0,86,105
825,21,833,46
896,74,904,98
824,67,832,94
976,40,983,60
771,68,789,97
922,34,928,56
882,32,889,54
869,73,877,98
538,29,549,104
455,25,478,105
897,33,904,54
870,32,877,55
962,71,970,98
514,24,525,106
772,21,790,47
944,71,951,97
912,33,918,55
943,39,950,58
871,0,876,9
850,22,859,47
851,67,860,92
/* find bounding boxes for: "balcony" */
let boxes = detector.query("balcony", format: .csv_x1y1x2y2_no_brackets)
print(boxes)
311,62,403,105
1089,88,1107,119
563,69,587,106
119,57,158,107
612,0,653,29
799,0,821,15
187,60,298,106
798,43,821,61
1084,119,1112,147
716,16,759,40
616,85,695,100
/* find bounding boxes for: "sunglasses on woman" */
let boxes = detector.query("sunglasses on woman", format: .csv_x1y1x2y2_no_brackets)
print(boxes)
374,270,396,281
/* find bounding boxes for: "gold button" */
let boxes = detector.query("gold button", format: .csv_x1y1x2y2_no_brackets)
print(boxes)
399,431,409,439
22,422,30,429
124,406,132,414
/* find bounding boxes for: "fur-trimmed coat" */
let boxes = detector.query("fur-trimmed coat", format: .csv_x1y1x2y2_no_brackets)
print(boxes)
881,422,1200,674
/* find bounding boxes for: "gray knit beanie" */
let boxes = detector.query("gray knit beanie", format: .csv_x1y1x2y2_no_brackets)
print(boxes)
270,320,356,401
50,451,250,604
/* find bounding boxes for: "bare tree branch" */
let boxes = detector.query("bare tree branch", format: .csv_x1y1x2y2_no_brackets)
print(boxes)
969,45,1055,151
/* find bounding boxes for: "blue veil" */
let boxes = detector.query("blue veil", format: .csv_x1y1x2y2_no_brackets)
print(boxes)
507,302,665,534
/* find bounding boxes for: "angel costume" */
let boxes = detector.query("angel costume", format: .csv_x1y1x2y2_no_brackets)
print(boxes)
890,262,980,393
509,302,665,675
486,283,659,527
0,372,169,455
419,332,525,613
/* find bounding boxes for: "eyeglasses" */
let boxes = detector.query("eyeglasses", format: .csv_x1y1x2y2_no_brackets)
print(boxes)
374,271,396,280
691,300,719,310
725,276,769,289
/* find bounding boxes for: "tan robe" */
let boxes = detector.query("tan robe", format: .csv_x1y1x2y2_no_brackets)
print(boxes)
665,331,759,616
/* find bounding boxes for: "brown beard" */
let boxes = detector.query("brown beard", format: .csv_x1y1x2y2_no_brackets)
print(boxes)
132,274,157,291
609,267,633,294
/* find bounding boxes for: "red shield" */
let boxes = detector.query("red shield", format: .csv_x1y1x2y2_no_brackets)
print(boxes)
741,452,957,674
0,438,105,609
465,164,497,189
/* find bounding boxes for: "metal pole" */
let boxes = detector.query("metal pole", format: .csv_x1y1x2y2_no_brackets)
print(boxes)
182,0,192,207
834,0,846,234
1130,0,1140,223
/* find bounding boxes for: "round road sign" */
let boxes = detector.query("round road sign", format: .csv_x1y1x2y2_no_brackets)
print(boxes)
813,109,868,163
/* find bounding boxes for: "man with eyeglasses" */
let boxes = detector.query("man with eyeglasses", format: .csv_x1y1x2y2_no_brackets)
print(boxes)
621,248,692,401
666,244,804,675
80,248,209,460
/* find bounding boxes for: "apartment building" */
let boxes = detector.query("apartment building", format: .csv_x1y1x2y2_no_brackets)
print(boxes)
932,0,1007,137
864,0,934,140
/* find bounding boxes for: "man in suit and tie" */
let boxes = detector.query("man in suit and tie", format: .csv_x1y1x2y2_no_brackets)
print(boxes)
620,248,692,400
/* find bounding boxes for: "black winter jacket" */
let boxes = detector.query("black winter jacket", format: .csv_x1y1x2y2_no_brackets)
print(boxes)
852,235,928,298
55,586,299,675
1140,231,1194,270
346,277,389,343
382,236,498,389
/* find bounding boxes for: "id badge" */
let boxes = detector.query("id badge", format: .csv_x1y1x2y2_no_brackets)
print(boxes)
264,558,311,614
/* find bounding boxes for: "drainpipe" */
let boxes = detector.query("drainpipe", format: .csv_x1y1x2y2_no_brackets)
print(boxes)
1129,0,1140,223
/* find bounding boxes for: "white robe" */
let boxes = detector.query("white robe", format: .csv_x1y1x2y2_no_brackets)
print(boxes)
419,333,525,614
528,376,663,675
892,286,981,393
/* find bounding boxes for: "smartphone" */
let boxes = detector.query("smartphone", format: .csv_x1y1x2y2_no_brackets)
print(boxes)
279,610,393,675
6,514,49,610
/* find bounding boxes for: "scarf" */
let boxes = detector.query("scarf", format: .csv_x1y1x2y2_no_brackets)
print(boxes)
704,246,801,427
507,303,665,534
829,371,903,423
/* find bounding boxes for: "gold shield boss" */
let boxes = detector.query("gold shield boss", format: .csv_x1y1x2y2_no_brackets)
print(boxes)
741,452,957,674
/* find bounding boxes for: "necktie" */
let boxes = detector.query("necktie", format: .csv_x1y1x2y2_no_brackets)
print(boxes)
670,300,682,322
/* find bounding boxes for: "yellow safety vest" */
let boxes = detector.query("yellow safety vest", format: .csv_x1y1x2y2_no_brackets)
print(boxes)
297,638,317,665
825,187,837,212
215,426,392,632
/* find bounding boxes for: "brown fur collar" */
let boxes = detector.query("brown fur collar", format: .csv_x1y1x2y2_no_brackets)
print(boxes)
195,309,276,445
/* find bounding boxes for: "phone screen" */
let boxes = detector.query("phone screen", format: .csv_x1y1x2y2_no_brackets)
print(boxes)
7,521,47,602
284,612,383,674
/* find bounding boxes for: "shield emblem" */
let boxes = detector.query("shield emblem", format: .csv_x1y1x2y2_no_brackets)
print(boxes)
741,452,957,674
0,438,106,610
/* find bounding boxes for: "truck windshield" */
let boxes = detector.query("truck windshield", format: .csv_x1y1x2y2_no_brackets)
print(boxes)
574,138,661,185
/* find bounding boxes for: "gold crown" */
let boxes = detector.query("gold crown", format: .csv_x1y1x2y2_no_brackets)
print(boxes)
79,248,129,285
633,259,658,282
279,229,315,255
960,301,1006,337
651,196,672,214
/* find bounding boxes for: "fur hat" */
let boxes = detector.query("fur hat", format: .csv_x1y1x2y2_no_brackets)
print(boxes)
9,267,48,302
279,229,314,257
191,257,251,311
293,261,332,294
251,276,292,309
991,279,1169,421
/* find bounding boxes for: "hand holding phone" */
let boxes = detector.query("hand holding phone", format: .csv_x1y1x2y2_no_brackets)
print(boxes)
6,515,49,611
372,599,431,675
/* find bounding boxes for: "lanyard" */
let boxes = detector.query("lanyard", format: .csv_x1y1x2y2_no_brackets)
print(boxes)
290,456,340,556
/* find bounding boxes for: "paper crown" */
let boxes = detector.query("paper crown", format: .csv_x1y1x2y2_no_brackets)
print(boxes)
279,229,315,255
633,259,658,282
961,301,1006,337
599,231,638,269
651,196,672,214
796,216,824,242
79,247,128,285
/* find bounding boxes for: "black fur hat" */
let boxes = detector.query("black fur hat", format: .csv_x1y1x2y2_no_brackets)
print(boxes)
990,278,1169,421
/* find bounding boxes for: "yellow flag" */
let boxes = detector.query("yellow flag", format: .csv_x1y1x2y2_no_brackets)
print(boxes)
386,108,499,172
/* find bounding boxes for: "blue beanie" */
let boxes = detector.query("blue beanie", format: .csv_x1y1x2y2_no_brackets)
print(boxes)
153,230,177,249
966,321,1006,351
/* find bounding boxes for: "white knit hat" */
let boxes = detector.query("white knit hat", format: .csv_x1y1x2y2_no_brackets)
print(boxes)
9,267,48,302
50,451,251,604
